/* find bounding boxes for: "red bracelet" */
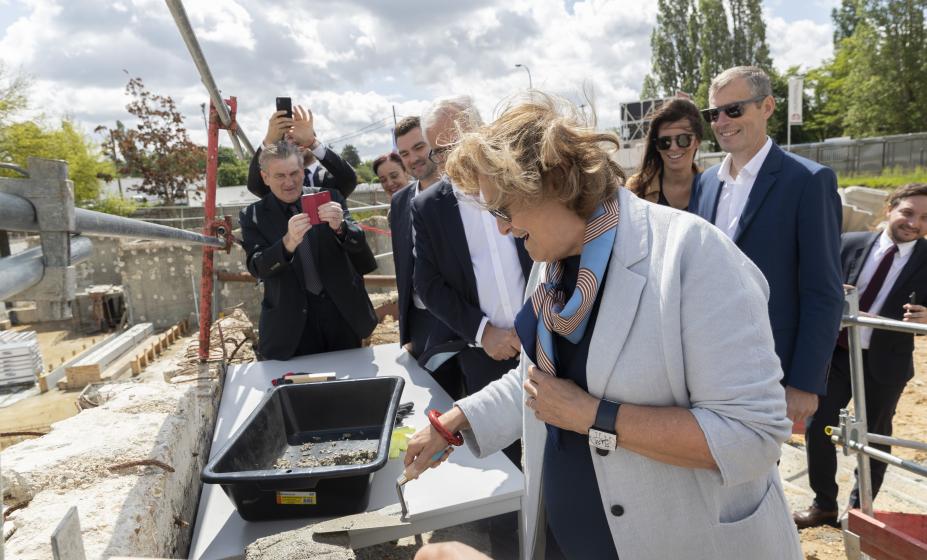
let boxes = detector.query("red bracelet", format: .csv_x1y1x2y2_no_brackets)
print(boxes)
428,409,464,446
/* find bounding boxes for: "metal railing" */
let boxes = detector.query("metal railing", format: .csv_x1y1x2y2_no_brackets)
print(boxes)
827,287,927,516
0,157,232,321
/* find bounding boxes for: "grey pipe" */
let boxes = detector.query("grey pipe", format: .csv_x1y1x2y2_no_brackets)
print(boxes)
0,192,224,248
164,0,254,158
830,434,927,479
843,314,927,335
0,236,93,301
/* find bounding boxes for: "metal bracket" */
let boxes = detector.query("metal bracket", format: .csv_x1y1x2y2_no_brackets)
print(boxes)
838,409,869,457
208,216,234,253
0,158,77,319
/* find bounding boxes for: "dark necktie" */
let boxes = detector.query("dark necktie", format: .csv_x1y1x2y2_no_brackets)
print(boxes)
837,244,898,348
288,204,323,295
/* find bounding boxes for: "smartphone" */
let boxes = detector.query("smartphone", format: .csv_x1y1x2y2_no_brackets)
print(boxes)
275,96,292,119
301,190,332,225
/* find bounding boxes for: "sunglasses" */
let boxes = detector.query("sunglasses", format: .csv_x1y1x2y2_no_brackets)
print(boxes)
700,95,768,122
654,133,694,151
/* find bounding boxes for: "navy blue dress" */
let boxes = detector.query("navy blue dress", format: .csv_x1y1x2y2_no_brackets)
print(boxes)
542,255,619,559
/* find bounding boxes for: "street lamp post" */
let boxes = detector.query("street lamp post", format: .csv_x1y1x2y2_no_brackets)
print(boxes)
515,64,533,90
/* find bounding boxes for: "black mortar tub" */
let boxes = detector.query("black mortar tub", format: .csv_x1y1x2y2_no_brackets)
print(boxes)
202,376,404,520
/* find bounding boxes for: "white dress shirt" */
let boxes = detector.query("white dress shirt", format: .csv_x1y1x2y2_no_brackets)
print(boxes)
410,181,428,310
855,231,916,348
713,137,774,239
454,185,526,343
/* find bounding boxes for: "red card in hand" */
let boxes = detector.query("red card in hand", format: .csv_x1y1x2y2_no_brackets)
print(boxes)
301,190,332,225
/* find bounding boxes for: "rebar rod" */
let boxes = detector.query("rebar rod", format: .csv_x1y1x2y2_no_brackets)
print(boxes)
0,236,92,301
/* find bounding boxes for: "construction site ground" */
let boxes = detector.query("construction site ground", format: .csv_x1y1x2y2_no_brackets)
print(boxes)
2,312,926,559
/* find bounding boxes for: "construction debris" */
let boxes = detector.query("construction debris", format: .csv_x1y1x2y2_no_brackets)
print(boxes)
0,330,42,387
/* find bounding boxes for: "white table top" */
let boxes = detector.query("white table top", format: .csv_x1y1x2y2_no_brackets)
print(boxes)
188,344,524,560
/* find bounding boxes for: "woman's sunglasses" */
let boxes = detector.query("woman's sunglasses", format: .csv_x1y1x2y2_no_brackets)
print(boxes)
700,95,768,122
654,133,694,151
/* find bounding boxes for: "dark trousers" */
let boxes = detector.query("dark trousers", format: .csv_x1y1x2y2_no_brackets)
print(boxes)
293,291,361,357
805,347,909,510
407,306,465,399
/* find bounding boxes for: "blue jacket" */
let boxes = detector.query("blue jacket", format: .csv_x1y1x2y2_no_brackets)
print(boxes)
691,142,844,395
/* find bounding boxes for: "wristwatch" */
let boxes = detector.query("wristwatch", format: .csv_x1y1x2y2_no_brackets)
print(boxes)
588,399,621,451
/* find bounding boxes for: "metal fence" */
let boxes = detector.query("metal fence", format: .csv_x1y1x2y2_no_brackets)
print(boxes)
695,132,927,176
827,287,927,555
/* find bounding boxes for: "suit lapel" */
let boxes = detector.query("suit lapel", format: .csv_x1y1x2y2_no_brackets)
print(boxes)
695,171,723,223
733,144,783,244
438,181,479,298
587,189,647,398
847,233,878,285
889,238,927,299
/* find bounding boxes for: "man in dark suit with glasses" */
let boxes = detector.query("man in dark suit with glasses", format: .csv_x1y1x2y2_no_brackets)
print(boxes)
691,66,844,432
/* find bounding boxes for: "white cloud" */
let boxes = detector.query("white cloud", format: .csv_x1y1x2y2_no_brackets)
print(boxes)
1,1,834,162
766,13,834,72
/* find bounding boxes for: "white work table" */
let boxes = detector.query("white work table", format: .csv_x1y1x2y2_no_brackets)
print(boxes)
188,343,524,560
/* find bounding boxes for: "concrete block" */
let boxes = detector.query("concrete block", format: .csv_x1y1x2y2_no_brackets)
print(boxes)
1,376,220,560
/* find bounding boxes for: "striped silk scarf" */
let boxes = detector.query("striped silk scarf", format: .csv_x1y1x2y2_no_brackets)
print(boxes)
514,196,620,443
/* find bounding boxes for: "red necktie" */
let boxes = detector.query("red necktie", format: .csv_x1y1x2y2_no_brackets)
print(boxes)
837,244,898,349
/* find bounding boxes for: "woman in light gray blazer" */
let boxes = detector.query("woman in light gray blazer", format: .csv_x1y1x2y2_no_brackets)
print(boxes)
406,94,802,560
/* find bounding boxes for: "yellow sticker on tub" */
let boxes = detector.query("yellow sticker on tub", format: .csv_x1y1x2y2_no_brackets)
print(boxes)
276,491,317,505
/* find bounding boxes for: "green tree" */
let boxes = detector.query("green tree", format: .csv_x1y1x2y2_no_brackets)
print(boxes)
640,74,660,100
729,0,773,70
216,146,248,187
0,120,113,203
695,0,734,107
649,0,701,96
842,1,927,137
0,63,29,130
96,77,206,205
354,160,376,184
340,144,361,167
832,0,864,44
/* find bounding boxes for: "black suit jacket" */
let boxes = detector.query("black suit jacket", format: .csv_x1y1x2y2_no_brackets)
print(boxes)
247,146,357,199
239,188,376,360
411,178,533,344
842,231,927,385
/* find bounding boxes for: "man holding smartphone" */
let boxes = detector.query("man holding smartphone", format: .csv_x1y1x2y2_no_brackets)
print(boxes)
246,102,357,199
239,141,377,360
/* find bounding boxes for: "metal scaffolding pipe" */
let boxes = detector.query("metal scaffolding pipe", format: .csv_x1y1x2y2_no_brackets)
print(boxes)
0,191,40,231
843,314,927,335
164,0,254,158
0,191,224,247
75,208,225,247
830,433,927,479
0,236,93,301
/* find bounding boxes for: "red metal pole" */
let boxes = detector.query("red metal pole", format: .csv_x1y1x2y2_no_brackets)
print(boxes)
198,101,220,362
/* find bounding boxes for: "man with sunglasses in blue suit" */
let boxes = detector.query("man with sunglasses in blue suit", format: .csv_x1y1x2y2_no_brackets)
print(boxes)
691,66,843,436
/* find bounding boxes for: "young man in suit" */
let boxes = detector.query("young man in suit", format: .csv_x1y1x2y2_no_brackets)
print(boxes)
794,183,927,528
388,117,465,397
239,141,376,361
691,66,844,428
246,105,357,199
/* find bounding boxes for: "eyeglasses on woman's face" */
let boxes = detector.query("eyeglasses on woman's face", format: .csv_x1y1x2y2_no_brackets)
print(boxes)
428,145,453,164
700,95,768,122
488,206,512,223
654,133,694,151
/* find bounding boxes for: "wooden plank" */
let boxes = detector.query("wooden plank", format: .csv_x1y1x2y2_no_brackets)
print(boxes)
849,509,927,560
69,323,153,371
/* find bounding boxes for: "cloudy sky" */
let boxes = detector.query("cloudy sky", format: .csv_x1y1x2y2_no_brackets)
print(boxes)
0,0,839,161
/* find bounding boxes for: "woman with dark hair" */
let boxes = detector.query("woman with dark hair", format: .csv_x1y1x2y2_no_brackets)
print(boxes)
373,152,412,199
626,98,703,210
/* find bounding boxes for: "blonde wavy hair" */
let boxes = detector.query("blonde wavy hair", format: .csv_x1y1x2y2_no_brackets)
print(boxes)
446,93,625,219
